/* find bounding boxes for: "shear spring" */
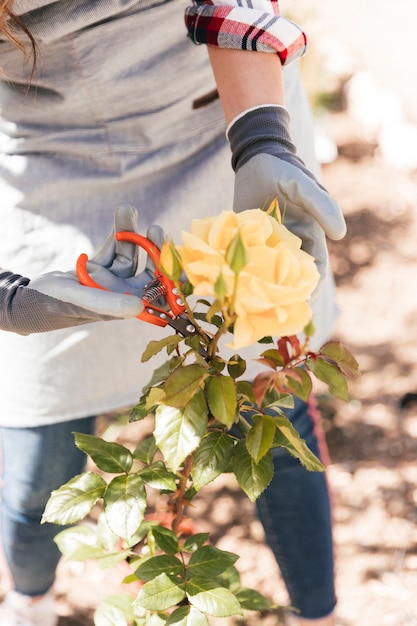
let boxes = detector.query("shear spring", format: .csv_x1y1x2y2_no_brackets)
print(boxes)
143,281,167,303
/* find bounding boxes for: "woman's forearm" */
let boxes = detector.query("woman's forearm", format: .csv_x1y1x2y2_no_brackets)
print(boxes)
208,47,285,125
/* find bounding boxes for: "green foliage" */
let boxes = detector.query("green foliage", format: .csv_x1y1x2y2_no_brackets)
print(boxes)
44,227,360,625
272,416,325,473
191,432,235,490
104,474,147,543
94,593,135,626
42,472,106,526
154,403,206,473
232,440,274,502
74,432,133,473
206,375,237,428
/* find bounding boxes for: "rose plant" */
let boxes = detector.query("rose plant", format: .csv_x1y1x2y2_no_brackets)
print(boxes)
42,201,359,626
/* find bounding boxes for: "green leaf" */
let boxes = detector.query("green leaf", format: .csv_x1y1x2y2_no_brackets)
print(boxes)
54,525,99,559
139,461,177,491
262,388,294,410
54,524,130,568
42,472,106,525
187,545,238,578
167,606,209,626
208,358,226,374
95,510,120,549
135,555,184,582
151,525,180,555
94,593,134,626
129,519,160,546
257,335,274,344
235,588,271,611
133,605,167,626
146,386,166,412
193,311,208,324
181,279,194,297
303,318,316,338
246,414,276,463
183,388,208,429
142,335,183,363
236,380,256,406
142,356,185,395
67,547,129,571
135,573,186,611
226,230,249,275
191,432,236,490
258,348,284,367
206,313,223,329
163,364,207,408
133,436,158,464
227,354,247,379
284,367,313,402
186,577,242,617
104,474,146,543
154,403,205,472
205,299,223,325
183,533,210,553
214,566,241,592
306,356,349,401
184,334,205,356
130,396,150,422
73,432,133,474
232,441,273,502
273,415,324,472
100,550,135,571
206,375,237,428
319,341,361,377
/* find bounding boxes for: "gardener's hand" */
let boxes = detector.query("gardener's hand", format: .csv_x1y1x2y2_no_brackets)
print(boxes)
0,205,165,335
229,105,346,284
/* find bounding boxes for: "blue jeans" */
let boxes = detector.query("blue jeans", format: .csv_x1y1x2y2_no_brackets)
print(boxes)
0,401,335,618
256,397,336,619
0,417,96,597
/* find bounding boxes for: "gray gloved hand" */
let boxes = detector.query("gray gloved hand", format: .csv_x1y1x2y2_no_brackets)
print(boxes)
228,105,346,284
0,205,165,335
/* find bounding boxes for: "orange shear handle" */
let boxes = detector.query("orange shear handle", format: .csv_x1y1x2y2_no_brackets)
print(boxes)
76,231,185,327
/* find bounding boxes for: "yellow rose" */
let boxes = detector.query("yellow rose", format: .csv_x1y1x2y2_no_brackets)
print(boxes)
176,209,319,350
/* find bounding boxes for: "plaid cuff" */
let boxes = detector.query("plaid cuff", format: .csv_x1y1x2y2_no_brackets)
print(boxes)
184,2,307,65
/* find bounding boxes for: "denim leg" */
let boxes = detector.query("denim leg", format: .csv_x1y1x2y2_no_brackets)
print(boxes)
256,397,336,619
0,417,96,596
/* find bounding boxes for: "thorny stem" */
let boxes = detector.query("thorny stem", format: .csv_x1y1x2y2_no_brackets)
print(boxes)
172,454,194,536
207,309,236,360
174,278,213,348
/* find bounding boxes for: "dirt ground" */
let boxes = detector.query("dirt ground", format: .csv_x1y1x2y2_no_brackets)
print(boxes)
24,6,417,626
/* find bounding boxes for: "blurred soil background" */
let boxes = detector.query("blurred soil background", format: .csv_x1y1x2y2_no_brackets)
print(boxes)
50,2,417,625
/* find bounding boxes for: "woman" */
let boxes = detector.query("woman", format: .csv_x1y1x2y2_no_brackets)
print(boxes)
0,1,345,625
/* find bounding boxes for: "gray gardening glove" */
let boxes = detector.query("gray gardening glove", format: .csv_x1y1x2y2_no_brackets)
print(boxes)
229,105,346,285
0,205,165,335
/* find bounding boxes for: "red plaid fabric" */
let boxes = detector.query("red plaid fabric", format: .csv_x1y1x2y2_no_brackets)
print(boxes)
184,0,307,65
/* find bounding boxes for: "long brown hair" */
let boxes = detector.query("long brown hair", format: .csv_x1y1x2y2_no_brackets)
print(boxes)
0,1,37,74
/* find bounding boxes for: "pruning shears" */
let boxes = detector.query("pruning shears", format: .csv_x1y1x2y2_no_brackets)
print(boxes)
76,231,200,342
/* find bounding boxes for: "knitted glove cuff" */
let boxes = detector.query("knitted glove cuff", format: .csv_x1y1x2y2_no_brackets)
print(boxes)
227,105,296,171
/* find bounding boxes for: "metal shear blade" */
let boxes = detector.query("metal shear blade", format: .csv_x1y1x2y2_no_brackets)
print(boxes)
143,308,207,357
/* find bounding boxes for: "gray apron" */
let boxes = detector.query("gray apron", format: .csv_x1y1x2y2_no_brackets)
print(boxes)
0,0,337,425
